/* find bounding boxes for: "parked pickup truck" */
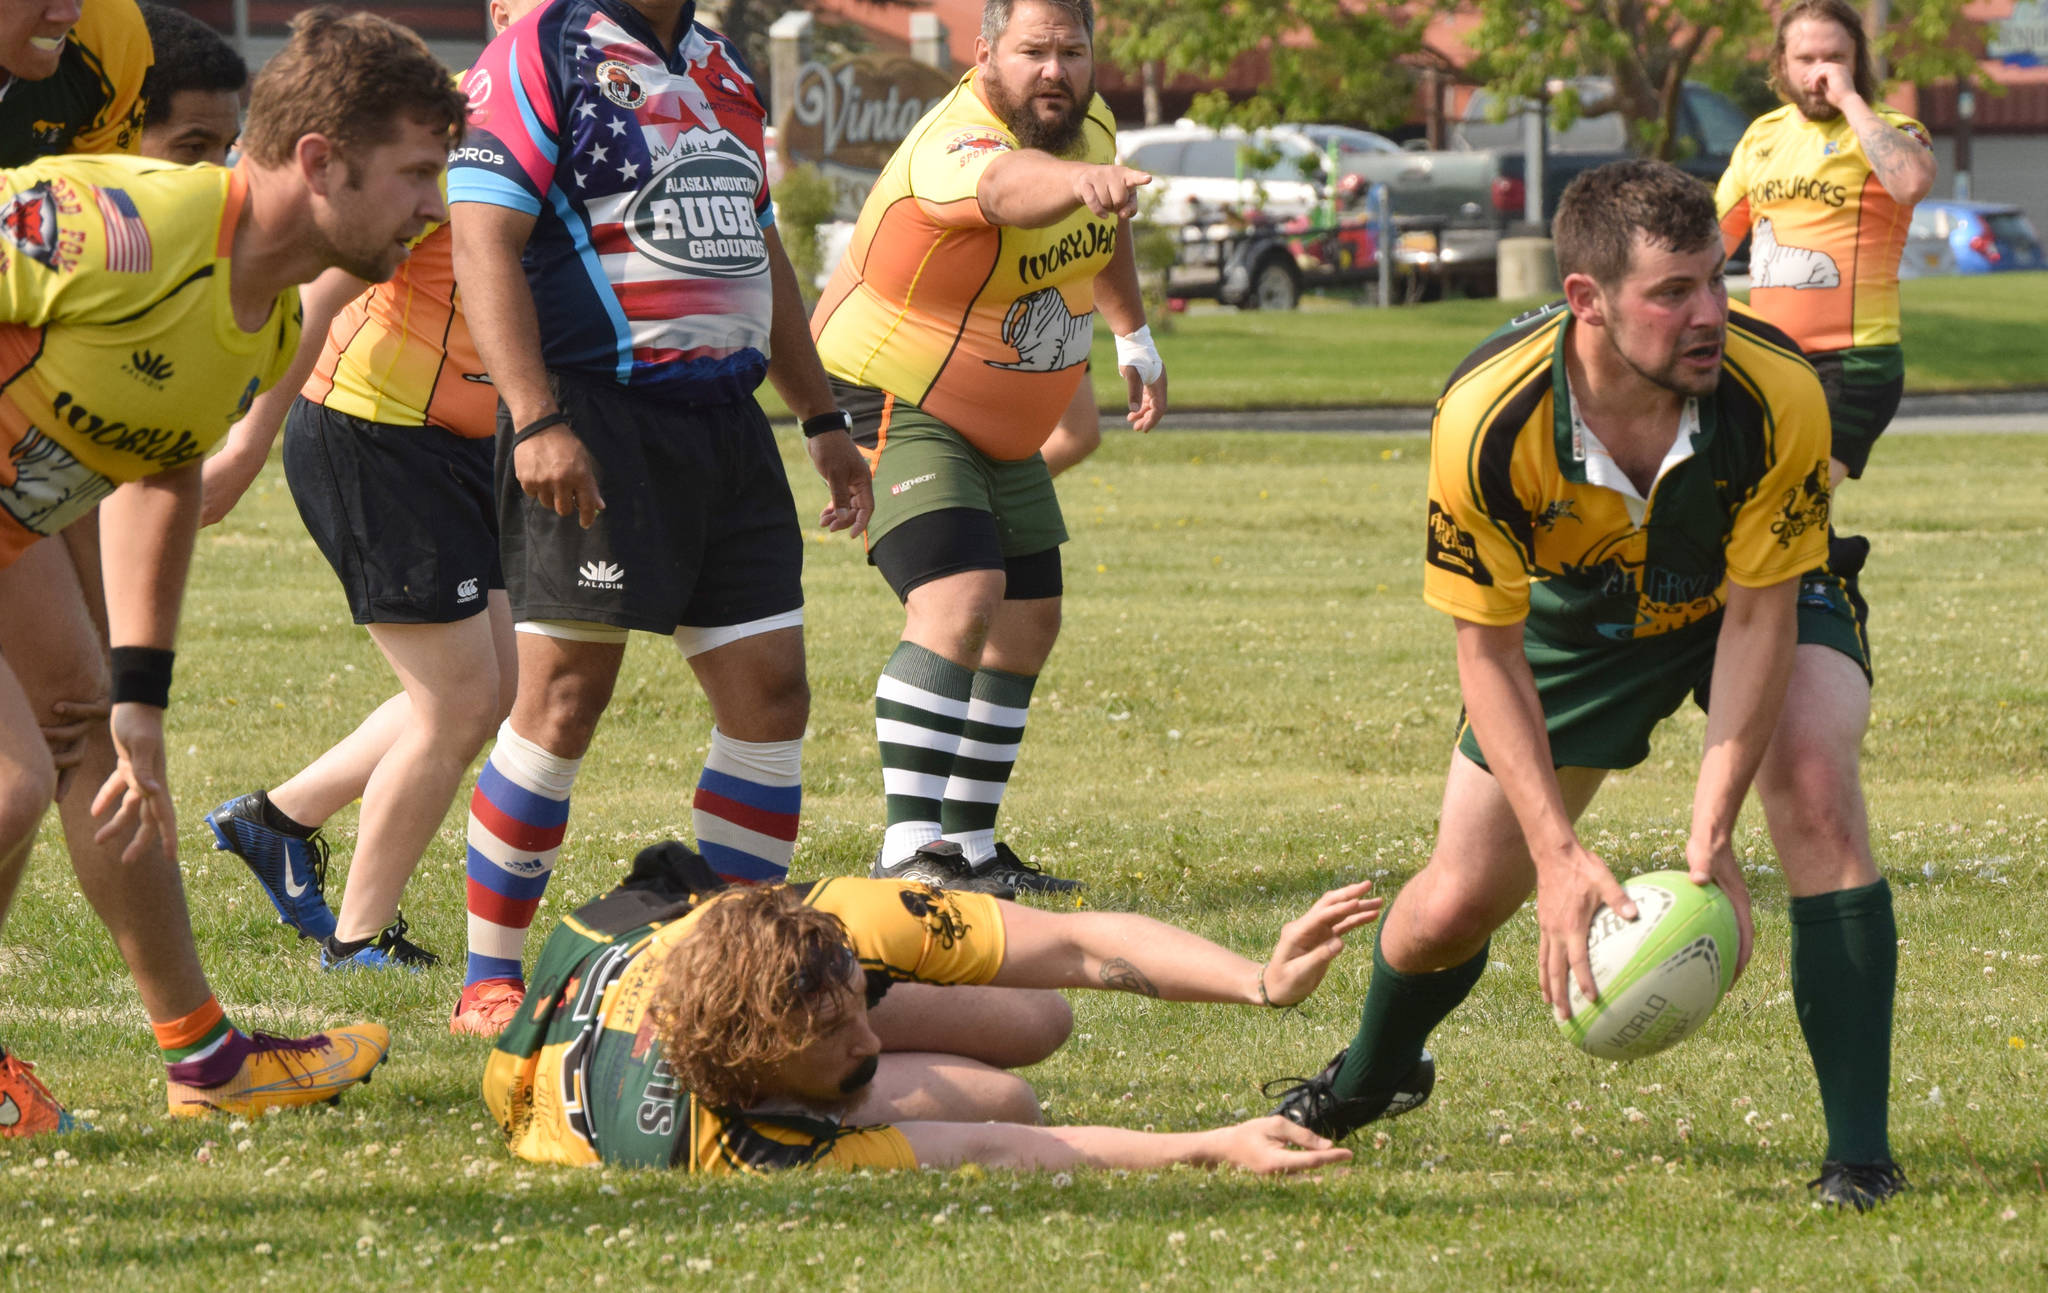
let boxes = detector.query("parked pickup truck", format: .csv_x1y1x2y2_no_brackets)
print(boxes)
1337,79,1752,296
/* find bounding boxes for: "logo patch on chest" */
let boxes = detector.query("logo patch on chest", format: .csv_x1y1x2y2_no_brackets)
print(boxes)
624,142,767,279
595,59,648,110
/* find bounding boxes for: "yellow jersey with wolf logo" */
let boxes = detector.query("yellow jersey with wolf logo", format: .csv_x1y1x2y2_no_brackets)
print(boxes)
0,155,301,567
810,69,1116,461
483,874,1005,1173
1715,103,1932,354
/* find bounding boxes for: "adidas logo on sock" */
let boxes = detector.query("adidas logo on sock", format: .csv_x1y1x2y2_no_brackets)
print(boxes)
577,560,624,590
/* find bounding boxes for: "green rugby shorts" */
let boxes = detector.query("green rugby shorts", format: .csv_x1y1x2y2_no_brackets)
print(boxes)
834,381,1068,557
1456,584,1872,771
1807,344,1904,479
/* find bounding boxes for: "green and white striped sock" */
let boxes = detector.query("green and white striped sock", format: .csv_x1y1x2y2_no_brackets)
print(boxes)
875,642,973,866
941,668,1037,865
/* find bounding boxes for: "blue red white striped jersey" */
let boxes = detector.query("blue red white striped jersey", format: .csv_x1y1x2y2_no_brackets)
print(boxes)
447,0,776,403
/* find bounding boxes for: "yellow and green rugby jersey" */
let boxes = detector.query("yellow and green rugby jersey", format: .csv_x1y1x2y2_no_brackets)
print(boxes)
483,872,1006,1174
1423,302,1831,647
0,0,151,165
811,71,1116,461
1715,103,1932,354
0,155,300,567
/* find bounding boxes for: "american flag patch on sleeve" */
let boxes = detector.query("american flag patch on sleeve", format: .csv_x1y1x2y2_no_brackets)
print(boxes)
94,187,152,273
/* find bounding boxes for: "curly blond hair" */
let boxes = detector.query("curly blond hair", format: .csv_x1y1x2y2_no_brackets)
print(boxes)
648,886,861,1110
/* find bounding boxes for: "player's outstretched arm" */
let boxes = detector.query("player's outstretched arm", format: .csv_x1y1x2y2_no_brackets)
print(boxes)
1455,618,1637,1017
201,267,368,526
988,881,1380,1005
1686,578,1798,980
899,1115,1350,1175
976,152,1151,227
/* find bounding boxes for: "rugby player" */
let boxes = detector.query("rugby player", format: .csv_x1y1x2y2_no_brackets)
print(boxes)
489,841,1376,1173
1265,161,1907,1210
0,0,148,168
0,9,466,1135
810,0,1167,896
445,0,874,1036
1717,0,1934,500
135,3,245,167
200,0,542,997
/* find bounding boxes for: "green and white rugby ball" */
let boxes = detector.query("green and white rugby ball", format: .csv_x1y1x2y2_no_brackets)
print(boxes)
1558,870,1738,1062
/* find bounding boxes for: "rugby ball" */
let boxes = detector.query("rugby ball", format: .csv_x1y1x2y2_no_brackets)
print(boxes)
1557,870,1738,1062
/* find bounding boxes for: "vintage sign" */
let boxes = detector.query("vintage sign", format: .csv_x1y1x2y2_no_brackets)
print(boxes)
780,55,957,219
1988,1,2047,67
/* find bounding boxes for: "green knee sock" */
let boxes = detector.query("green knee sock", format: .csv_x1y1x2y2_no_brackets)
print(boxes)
1790,878,1897,1164
1331,933,1488,1100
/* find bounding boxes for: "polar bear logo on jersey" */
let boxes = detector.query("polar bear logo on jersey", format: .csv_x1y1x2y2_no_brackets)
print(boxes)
1748,217,1840,290
988,287,1092,373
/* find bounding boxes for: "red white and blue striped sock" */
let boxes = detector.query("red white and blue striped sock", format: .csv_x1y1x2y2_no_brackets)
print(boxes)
463,720,579,990
692,727,801,884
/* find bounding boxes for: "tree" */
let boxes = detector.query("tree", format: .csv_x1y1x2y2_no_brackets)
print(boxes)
1457,0,1991,159
1096,1,1430,132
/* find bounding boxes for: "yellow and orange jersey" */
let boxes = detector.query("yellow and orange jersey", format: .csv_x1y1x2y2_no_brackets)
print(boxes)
1716,103,1933,354
484,876,1006,1173
0,154,300,567
811,70,1116,461
302,219,495,438
0,0,151,165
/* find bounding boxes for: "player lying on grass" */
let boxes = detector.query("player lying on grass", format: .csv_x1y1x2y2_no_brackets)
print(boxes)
0,9,467,1136
485,843,1375,1174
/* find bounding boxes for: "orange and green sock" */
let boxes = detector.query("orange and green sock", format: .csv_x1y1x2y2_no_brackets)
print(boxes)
154,998,252,1088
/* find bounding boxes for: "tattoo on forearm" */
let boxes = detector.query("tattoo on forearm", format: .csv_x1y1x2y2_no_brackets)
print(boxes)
1099,957,1160,997
1860,122,1926,199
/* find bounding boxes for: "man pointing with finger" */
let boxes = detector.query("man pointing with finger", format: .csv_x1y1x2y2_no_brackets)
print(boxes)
812,0,1166,897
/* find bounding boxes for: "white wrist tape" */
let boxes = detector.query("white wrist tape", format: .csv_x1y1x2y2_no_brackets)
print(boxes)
1113,325,1163,385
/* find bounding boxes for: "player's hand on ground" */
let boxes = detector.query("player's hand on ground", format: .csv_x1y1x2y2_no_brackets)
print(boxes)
40,697,110,800
1073,164,1150,219
198,444,267,527
1122,362,1167,432
1203,1116,1353,1174
1687,838,1756,983
1260,880,1382,1006
1535,843,1637,1019
515,421,605,529
804,429,874,535
91,702,176,864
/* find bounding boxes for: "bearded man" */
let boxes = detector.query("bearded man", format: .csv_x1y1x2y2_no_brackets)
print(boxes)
811,0,1168,897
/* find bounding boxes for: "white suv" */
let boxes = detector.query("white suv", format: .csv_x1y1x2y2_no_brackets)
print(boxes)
1116,122,1332,226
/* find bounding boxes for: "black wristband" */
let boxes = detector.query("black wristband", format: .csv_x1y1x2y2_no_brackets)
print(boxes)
511,411,572,447
109,646,175,709
801,410,852,439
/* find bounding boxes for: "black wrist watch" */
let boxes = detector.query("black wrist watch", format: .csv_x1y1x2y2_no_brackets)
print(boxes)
801,409,852,439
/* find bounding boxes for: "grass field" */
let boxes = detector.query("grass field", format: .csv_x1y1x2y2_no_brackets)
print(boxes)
761,273,2048,416
2,429,2044,1289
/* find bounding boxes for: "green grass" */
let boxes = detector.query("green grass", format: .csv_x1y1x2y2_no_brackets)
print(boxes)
767,272,2048,414
3,431,2045,1289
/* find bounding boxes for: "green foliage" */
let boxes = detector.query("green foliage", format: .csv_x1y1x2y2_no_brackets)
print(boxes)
1099,2,1428,131
1457,0,1989,159
769,163,837,297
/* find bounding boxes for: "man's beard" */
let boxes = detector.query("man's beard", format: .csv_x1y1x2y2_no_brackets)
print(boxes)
1794,91,1841,123
1607,320,1725,399
985,70,1092,153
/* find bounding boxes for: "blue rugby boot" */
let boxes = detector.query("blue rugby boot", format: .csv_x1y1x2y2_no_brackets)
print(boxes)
320,916,440,973
205,791,337,941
